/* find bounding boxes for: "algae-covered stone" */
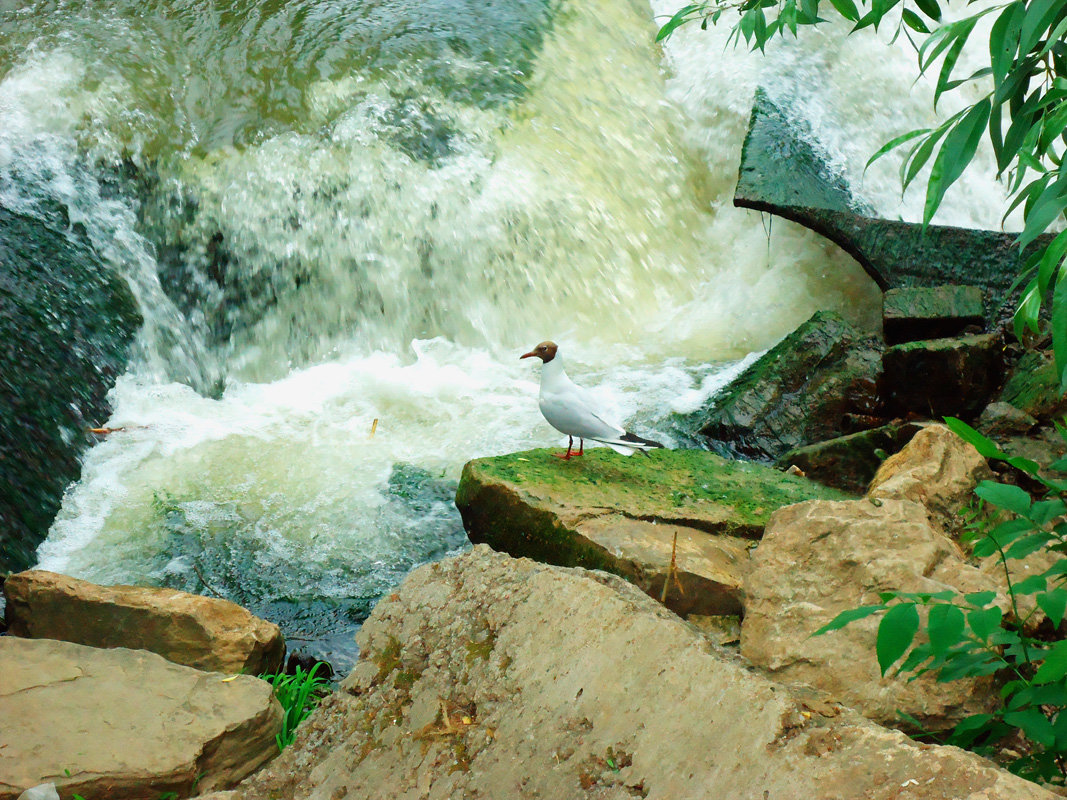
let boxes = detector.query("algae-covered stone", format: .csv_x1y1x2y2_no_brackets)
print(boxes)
999,350,1066,420
455,448,848,616
882,285,984,344
735,88,1046,309
690,310,883,461
776,422,921,495
882,333,1002,418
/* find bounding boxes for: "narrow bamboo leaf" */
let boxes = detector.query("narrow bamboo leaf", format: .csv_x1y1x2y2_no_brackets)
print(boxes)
924,99,991,226
913,0,940,22
1041,16,1067,57
867,128,931,169
989,3,1025,92
1034,639,1067,684
1017,172,1067,250
902,9,929,33
812,604,885,636
927,604,965,654
1038,590,1067,627
1013,279,1041,339
934,35,968,110
1054,258,1067,383
827,0,859,21
1019,0,1063,57
656,5,700,42
1039,230,1067,297
877,603,919,675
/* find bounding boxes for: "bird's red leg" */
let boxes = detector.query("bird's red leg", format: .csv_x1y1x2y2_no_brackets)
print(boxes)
554,436,574,460
577,438,584,456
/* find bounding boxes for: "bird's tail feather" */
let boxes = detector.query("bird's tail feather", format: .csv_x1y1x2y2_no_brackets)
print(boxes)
593,432,665,457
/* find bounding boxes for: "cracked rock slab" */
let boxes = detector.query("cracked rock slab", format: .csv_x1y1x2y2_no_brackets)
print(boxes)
454,448,847,615
4,571,285,674
232,546,1055,800
0,637,282,800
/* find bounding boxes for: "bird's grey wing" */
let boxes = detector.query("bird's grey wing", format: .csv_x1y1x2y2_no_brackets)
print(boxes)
539,388,625,440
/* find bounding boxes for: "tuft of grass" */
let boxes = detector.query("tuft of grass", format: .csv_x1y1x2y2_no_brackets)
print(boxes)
261,662,332,751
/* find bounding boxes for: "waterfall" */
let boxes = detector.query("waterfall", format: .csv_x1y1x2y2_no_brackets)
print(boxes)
0,0,1003,666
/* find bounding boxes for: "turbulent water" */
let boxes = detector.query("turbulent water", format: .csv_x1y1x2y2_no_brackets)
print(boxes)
0,0,1014,667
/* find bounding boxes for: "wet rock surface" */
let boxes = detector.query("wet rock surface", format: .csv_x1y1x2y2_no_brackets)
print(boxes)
882,284,985,344
881,333,1003,419
0,637,281,800
0,205,140,573
776,421,921,494
455,447,847,616
4,570,285,674
231,546,1055,800
692,310,883,461
735,88,1049,307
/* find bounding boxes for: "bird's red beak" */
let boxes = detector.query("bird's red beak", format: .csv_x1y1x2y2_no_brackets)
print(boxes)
520,350,537,360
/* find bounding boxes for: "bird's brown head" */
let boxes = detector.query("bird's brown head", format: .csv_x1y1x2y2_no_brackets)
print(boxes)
520,341,558,363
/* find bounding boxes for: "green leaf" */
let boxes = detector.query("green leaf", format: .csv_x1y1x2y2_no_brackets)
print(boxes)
924,99,991,226
913,0,940,22
656,5,701,42
827,0,859,21
877,603,919,675
1054,258,1067,384
866,127,931,169
1004,709,1056,747
927,604,965,654
812,604,885,636
902,9,929,33
964,590,997,607
1038,590,1067,627
974,481,1032,516
943,417,1006,460
989,3,1025,93
1034,639,1067,684
967,605,1003,641
1014,574,1050,595
1019,0,1063,57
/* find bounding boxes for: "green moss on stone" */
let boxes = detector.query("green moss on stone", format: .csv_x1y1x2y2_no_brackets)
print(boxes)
455,448,848,575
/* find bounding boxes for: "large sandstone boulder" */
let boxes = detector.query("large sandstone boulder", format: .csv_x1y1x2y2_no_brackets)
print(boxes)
4,571,284,674
0,637,281,800
691,310,883,461
868,424,992,527
741,497,1000,728
455,448,848,616
231,546,1053,800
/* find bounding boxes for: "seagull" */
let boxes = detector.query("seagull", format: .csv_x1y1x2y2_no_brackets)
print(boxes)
520,340,665,460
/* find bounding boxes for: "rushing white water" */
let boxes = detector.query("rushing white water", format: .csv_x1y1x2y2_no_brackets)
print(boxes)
0,0,1011,666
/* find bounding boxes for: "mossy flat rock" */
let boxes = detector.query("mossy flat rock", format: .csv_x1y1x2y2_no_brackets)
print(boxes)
455,448,848,616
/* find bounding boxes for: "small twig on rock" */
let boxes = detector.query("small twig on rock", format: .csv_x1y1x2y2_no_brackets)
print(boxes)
193,563,223,598
661,532,684,602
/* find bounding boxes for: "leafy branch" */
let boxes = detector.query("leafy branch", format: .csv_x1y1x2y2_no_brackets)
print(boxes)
659,0,1067,384
814,418,1067,782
